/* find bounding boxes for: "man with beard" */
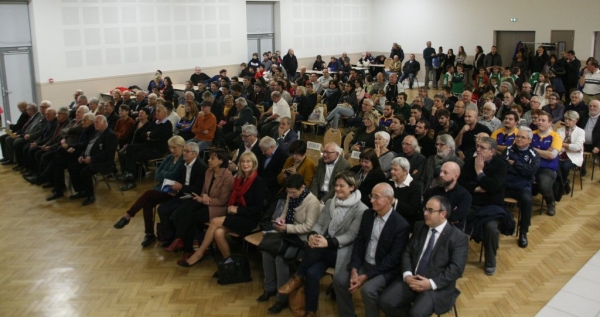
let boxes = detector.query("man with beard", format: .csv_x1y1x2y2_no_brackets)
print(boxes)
399,135,426,184
455,109,492,155
423,161,472,231
421,134,464,191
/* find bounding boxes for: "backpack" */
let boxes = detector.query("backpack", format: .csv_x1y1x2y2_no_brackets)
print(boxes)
432,57,440,69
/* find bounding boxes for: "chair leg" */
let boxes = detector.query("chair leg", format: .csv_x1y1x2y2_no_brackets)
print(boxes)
479,243,484,263
571,167,576,197
579,167,583,191
101,173,111,190
454,303,458,317
592,156,596,181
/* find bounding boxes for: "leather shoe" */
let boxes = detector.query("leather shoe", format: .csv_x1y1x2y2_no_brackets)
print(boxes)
120,182,136,191
1,160,14,165
141,234,156,247
113,217,130,229
46,192,63,201
69,192,87,199
42,183,53,189
24,175,37,184
0,158,7,163
485,266,496,276
564,181,571,195
278,275,304,295
164,238,183,252
268,300,288,313
256,290,277,302
547,201,556,216
12,165,23,171
82,196,95,206
518,233,528,248
22,171,34,177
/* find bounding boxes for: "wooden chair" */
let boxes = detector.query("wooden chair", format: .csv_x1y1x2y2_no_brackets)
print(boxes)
323,128,342,148
552,121,565,132
244,231,264,248
176,104,186,119
343,131,354,156
306,149,322,167
257,104,264,116
504,197,520,236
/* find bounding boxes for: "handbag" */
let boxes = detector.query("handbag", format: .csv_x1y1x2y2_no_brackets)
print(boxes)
217,255,252,285
288,285,306,317
258,232,284,256
307,105,325,123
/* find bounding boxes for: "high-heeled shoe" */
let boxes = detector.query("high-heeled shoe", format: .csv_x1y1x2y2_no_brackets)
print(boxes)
177,256,204,267
164,238,183,252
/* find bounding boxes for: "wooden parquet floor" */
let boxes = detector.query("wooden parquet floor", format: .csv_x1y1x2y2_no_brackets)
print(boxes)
1,150,599,316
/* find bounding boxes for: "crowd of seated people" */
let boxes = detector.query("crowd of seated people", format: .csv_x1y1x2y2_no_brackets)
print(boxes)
3,45,600,317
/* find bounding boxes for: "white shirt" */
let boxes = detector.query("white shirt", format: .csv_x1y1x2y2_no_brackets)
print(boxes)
321,157,339,192
365,208,393,265
184,158,196,186
272,98,291,122
167,112,180,133
583,69,600,95
403,220,448,290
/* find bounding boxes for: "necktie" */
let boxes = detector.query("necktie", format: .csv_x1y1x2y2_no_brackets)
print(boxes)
416,229,437,277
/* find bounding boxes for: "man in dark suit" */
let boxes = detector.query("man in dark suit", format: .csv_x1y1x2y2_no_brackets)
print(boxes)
67,115,119,206
228,124,264,174
20,108,58,174
309,142,350,203
224,98,255,150
130,91,148,118
258,136,289,199
379,196,469,317
271,117,298,152
334,183,410,317
158,142,208,251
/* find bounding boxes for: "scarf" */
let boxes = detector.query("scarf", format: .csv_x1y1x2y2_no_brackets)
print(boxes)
328,191,361,237
227,170,258,207
324,87,339,98
286,187,310,224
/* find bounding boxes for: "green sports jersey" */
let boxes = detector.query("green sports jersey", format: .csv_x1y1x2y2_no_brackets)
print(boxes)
443,72,453,88
452,72,464,94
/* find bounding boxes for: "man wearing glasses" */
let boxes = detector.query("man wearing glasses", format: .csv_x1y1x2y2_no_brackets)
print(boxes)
458,137,509,275
309,142,350,203
522,96,542,126
379,195,468,317
228,124,264,173
502,127,540,248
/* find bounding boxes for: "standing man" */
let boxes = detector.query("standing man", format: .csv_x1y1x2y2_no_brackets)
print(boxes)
564,50,581,95
423,41,437,89
334,183,410,317
579,59,600,104
310,142,350,202
502,127,540,248
379,196,468,317
484,46,503,71
282,48,298,81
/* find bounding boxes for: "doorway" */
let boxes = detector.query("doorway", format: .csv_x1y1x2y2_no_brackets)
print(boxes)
246,2,275,62
594,32,600,62
494,31,535,67
551,30,574,55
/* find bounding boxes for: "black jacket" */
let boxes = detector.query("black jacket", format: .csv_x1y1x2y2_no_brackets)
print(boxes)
258,147,289,199
176,158,208,196
458,155,507,207
577,110,600,149
350,165,387,208
79,128,119,173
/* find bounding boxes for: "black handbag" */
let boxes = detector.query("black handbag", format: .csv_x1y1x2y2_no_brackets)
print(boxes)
217,255,252,285
258,232,284,256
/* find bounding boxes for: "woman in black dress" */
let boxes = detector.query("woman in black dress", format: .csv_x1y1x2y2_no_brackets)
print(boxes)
179,151,266,266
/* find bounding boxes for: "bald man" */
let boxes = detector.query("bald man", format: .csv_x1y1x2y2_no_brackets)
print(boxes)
423,162,472,230
454,109,492,154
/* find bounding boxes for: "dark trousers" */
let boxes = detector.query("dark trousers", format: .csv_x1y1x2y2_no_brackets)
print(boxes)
505,188,533,234
38,149,60,182
23,144,39,169
68,162,96,196
379,277,436,317
126,189,172,235
157,198,187,243
123,143,163,174
258,120,279,137
12,138,28,165
535,168,557,205
483,220,500,268
559,159,575,184
0,134,10,159
3,136,17,161
52,151,77,194
296,247,337,312
171,200,209,251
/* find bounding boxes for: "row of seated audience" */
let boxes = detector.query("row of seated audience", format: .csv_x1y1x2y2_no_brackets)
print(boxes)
1,53,599,317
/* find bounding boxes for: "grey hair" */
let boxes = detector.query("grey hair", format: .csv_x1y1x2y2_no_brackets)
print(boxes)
88,97,99,105
76,89,84,95
83,113,95,121
280,116,292,125
390,156,410,171
405,135,421,153
123,91,131,96
241,124,258,136
235,97,247,106
500,81,514,94
570,90,583,99
437,134,456,151
564,110,579,121
185,91,195,98
479,137,498,151
41,100,52,107
57,106,69,114
363,98,374,107
28,103,39,112
184,142,200,153
112,89,121,95
271,91,282,98
375,131,390,146
434,93,446,101
484,101,497,112
77,105,90,113
325,142,343,155
377,182,395,199
518,126,533,139
202,91,213,100
259,136,277,148
148,93,158,101
95,114,107,124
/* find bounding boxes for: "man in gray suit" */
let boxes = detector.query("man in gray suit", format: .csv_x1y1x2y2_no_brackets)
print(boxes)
309,142,350,203
379,196,469,317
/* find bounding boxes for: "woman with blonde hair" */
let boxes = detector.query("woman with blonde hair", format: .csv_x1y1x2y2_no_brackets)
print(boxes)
179,152,267,266
350,111,381,151
176,100,198,140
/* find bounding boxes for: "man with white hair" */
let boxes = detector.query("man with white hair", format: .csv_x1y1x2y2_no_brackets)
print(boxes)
310,142,350,203
399,135,426,182
333,182,410,317
576,100,600,175
461,91,478,112
189,66,209,85
478,102,502,132
228,125,264,173
68,89,84,110
259,91,291,136
258,136,289,199
68,94,88,119
422,134,464,191
565,90,587,115
387,157,423,228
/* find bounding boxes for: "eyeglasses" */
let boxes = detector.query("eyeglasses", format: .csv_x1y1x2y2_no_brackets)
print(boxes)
183,150,196,154
435,143,446,147
323,151,337,155
476,145,491,150
423,208,443,214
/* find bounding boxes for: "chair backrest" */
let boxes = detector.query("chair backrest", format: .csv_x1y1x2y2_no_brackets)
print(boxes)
324,128,342,148
253,116,258,126
553,121,565,132
384,58,393,69
176,105,186,119
348,150,360,167
306,141,322,166
257,104,265,115
316,94,322,104
343,131,354,155
290,103,297,127
321,103,328,117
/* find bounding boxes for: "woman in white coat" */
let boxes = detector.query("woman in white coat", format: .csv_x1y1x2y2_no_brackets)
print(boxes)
557,110,585,193
277,171,367,317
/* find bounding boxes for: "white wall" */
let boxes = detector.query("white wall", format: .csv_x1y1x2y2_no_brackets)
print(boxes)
29,0,248,83
370,0,600,59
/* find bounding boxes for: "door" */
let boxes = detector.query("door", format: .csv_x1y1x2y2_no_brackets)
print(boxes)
594,32,600,62
246,2,275,61
0,48,36,126
551,30,575,54
494,31,535,67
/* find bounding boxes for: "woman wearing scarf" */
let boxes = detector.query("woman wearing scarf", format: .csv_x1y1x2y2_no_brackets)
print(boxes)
277,140,316,190
322,80,341,115
350,148,387,208
278,171,367,317
258,174,321,313
179,152,266,266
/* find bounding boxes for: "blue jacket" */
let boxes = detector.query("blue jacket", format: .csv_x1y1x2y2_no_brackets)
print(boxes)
502,144,540,191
